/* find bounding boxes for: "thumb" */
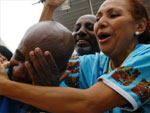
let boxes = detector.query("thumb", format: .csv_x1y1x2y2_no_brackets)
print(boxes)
3,62,10,68
59,70,71,83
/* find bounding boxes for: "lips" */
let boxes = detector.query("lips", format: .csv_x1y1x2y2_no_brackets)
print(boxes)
76,40,90,47
97,32,112,43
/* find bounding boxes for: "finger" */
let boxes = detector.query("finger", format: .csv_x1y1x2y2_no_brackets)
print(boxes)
44,51,60,76
0,62,8,79
0,58,3,64
59,70,71,83
31,48,54,86
3,62,10,68
29,50,44,78
25,61,40,85
34,48,52,79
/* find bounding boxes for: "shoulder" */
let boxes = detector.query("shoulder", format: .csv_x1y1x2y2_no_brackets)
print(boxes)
79,52,108,63
124,44,150,64
132,44,150,56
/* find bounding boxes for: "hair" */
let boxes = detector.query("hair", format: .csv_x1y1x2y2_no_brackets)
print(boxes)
127,0,150,43
0,45,13,60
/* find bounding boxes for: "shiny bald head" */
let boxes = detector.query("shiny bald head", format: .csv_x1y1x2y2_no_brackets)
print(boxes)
18,21,75,73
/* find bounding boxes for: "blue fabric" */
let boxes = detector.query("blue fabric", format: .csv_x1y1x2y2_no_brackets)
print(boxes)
99,44,150,113
60,53,109,89
60,44,150,113
0,97,21,113
0,69,28,113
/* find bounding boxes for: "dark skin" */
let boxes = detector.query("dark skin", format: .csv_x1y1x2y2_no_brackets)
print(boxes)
2,0,149,112
73,14,100,56
0,0,148,112
39,0,65,21
39,1,100,56
27,1,100,86
9,21,74,86
25,48,70,85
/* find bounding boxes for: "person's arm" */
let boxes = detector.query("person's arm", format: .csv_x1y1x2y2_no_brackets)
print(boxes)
0,55,128,113
0,77,127,113
39,0,65,22
0,61,127,113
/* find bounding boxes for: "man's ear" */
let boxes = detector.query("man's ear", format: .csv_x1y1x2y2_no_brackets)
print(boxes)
136,18,147,34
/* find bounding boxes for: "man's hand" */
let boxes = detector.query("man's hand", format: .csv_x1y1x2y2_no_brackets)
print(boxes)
39,0,66,22
25,47,68,86
45,0,66,8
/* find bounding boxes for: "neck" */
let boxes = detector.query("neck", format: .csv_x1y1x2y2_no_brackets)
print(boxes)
110,42,138,69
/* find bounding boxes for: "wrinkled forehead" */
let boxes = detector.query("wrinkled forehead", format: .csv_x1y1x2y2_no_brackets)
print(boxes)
98,0,131,13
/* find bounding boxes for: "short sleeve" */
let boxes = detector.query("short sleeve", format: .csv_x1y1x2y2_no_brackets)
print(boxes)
98,45,150,112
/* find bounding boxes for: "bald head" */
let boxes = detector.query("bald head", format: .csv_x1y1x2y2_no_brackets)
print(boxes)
76,14,96,24
18,21,75,72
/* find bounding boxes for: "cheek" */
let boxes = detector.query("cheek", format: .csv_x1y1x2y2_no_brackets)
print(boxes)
73,33,78,39
90,34,98,44
112,18,134,34
94,23,98,35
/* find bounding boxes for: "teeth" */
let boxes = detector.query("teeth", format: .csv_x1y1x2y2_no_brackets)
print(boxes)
79,40,85,42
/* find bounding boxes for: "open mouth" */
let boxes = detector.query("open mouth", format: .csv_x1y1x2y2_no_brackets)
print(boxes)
98,33,112,40
76,40,90,47
97,32,112,43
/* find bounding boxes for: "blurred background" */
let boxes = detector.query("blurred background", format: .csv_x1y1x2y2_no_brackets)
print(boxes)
0,0,150,53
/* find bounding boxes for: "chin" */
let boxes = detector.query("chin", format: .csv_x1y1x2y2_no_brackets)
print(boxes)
77,47,93,55
100,48,111,56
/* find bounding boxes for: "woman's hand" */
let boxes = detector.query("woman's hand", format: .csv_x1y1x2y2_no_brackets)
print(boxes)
25,47,70,86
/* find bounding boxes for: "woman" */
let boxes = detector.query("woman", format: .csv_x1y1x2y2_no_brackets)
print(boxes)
0,0,150,113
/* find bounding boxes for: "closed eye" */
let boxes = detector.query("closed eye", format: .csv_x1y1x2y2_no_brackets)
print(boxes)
73,24,81,32
110,14,120,18
14,49,25,62
96,18,100,22
85,24,94,31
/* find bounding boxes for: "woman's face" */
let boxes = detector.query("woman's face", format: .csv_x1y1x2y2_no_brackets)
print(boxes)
94,0,138,57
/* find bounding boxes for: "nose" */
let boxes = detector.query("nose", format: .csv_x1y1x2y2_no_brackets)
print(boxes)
77,26,87,37
96,16,108,30
94,16,108,34
10,59,17,67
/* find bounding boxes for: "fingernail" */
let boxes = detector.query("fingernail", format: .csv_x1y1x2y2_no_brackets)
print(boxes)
35,47,40,53
44,51,50,56
30,51,34,56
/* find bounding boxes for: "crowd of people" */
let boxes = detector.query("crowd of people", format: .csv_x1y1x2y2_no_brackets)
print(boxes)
0,0,150,113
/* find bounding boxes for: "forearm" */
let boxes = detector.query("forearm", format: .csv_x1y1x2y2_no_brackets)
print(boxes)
0,80,89,113
39,2,55,22
0,79,127,113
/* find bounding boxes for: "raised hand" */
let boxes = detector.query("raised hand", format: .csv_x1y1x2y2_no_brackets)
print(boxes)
39,0,66,22
25,47,62,86
45,0,66,8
